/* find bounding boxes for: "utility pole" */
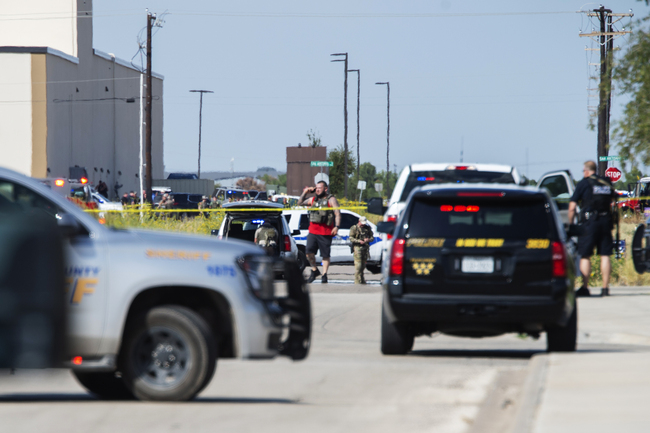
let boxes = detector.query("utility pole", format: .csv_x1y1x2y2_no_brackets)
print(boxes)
348,69,360,183
331,53,349,198
376,82,390,198
189,90,213,179
145,12,155,205
580,7,632,176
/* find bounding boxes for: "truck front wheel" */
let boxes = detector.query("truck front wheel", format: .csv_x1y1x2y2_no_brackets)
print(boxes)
120,305,217,401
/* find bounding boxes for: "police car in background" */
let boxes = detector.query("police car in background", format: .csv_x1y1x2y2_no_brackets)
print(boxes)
376,183,577,354
0,167,310,401
283,209,383,274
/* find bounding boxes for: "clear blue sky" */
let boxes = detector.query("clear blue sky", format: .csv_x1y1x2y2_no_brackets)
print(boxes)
92,0,646,180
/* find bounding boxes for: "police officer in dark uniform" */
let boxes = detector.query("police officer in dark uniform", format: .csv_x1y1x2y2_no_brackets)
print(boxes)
568,160,617,297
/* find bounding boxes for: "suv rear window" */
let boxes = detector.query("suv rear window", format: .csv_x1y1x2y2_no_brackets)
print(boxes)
400,170,515,201
407,198,554,239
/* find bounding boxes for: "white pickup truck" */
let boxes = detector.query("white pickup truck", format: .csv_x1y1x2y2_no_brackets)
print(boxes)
0,167,311,401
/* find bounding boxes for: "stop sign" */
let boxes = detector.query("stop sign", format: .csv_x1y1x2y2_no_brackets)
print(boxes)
605,167,622,182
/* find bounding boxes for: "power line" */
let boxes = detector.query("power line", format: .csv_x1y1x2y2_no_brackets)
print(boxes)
0,10,580,21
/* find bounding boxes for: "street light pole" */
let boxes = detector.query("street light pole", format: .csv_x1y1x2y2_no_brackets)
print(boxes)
348,69,360,187
331,52,349,199
189,89,213,179
375,81,390,198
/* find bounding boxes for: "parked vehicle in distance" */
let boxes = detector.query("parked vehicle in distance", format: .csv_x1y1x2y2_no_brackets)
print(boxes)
214,187,267,202
91,191,123,213
536,170,577,227
377,183,577,354
167,173,198,180
215,201,304,273
169,192,204,217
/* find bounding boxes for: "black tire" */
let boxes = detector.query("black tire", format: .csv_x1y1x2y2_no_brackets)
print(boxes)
297,250,308,273
120,305,217,401
381,304,414,355
547,302,577,352
72,371,134,400
366,264,382,274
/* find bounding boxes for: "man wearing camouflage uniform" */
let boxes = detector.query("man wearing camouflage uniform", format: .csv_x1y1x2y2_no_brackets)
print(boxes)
349,217,374,284
254,221,279,256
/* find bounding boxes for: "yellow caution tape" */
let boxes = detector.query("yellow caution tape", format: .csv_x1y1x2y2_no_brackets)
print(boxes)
83,205,369,214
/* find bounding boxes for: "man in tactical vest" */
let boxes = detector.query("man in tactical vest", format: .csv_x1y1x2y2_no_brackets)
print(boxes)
568,160,617,297
298,181,341,283
254,221,279,256
349,217,374,284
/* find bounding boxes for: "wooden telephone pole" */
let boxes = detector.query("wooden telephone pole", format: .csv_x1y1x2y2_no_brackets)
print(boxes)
580,7,632,176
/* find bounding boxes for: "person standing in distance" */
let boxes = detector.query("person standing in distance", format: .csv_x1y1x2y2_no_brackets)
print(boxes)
568,160,617,297
298,181,341,283
349,216,374,284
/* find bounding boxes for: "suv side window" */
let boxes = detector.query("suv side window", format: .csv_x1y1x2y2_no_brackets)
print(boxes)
539,175,570,210
0,180,63,219
340,213,359,230
299,214,310,230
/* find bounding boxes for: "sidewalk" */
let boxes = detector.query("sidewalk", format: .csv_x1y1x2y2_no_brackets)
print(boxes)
512,286,650,433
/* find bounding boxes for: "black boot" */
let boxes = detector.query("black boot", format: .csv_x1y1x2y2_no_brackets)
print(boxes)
307,268,321,283
576,286,591,297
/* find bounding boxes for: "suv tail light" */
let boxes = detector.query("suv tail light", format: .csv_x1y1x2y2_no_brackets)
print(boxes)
386,214,398,239
284,235,291,252
552,241,566,278
390,238,406,276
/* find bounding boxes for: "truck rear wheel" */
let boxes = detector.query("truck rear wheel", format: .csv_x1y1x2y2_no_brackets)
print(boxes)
120,305,217,401
72,371,133,400
546,303,577,352
381,305,414,355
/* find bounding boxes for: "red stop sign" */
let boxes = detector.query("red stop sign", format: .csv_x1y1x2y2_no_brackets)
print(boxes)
605,167,622,182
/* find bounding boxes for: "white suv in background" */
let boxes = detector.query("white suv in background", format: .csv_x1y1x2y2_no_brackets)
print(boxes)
283,209,383,273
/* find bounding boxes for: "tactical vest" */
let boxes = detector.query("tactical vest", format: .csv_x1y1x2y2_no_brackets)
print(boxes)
584,175,613,213
309,194,335,226
257,226,278,246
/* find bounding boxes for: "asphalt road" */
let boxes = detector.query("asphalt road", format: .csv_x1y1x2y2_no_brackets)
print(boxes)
1,267,647,433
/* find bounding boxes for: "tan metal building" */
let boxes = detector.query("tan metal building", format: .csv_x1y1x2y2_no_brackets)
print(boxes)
0,0,164,198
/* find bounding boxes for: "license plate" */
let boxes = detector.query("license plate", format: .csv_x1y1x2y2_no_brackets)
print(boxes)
461,256,494,273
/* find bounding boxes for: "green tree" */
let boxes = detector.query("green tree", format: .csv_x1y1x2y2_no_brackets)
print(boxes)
613,15,650,173
356,162,381,201
307,129,323,147
277,173,287,187
375,170,399,199
259,173,278,185
327,145,357,197
614,166,643,190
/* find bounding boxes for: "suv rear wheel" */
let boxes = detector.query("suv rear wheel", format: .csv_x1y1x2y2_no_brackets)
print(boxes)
381,304,414,355
120,305,217,401
546,303,577,352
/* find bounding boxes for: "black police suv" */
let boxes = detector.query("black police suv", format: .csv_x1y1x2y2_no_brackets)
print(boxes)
377,184,577,354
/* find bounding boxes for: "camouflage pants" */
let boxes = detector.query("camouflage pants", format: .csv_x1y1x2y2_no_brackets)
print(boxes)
354,247,368,284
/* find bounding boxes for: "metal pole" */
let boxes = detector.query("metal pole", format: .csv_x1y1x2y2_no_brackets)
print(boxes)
190,90,214,179
331,53,349,198
145,12,154,205
375,81,391,198
139,73,144,207
348,69,360,185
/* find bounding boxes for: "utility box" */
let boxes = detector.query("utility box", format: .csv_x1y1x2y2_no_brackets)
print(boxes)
286,147,328,196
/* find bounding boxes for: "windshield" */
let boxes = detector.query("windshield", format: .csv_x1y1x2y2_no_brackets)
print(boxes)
407,197,554,239
400,170,515,201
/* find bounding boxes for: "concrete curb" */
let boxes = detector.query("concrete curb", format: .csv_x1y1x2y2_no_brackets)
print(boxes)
509,354,550,433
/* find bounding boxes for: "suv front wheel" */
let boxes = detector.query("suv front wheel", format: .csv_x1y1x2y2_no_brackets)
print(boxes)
381,304,414,355
120,305,217,401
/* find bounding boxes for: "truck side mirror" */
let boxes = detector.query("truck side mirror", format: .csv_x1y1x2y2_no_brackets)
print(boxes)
367,197,387,215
